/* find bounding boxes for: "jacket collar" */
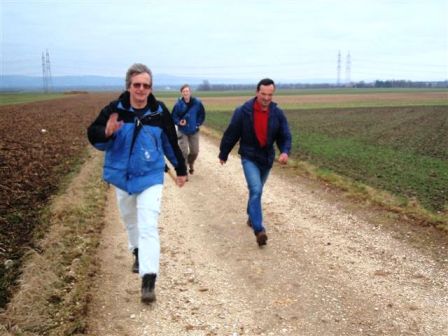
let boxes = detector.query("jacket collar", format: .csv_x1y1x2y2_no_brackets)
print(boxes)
242,97,277,112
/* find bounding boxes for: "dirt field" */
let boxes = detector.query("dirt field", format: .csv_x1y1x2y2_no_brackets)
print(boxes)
86,136,448,336
0,93,116,306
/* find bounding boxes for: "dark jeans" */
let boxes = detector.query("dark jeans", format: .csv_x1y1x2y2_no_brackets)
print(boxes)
241,158,271,233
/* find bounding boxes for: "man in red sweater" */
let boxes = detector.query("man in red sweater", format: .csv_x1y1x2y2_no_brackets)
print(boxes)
219,78,292,247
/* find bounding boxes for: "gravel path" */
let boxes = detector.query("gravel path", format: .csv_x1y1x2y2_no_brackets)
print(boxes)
87,135,448,336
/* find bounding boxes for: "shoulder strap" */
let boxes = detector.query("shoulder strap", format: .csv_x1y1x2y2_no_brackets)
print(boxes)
178,100,194,119
129,118,143,159
129,106,162,158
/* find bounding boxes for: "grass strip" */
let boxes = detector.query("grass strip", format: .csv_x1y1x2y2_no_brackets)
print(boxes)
0,149,108,335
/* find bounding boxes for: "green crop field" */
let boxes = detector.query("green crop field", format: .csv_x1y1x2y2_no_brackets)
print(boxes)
0,92,68,105
287,106,448,212
204,89,448,215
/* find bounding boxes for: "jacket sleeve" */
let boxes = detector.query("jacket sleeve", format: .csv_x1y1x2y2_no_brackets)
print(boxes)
218,107,242,162
197,100,206,126
275,108,292,155
87,101,117,151
160,102,187,176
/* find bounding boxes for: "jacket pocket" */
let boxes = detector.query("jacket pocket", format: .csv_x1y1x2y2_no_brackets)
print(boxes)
104,127,132,170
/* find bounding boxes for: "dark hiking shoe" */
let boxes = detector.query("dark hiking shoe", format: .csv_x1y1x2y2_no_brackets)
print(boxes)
141,273,157,304
255,231,268,247
189,166,194,175
132,248,139,273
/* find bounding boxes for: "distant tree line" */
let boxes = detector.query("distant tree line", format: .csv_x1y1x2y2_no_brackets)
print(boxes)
196,79,448,91
371,80,448,88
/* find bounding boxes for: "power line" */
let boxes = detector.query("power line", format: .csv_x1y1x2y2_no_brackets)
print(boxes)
41,52,47,92
45,49,53,91
337,50,341,86
41,49,52,92
345,51,351,85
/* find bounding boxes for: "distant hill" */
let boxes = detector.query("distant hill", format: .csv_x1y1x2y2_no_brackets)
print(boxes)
1,75,121,91
2,75,445,92
1,74,338,92
0,74,251,92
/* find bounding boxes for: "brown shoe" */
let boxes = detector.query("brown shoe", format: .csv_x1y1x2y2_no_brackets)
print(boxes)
255,231,268,247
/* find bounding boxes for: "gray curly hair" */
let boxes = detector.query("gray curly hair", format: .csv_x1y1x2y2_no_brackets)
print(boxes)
125,63,152,89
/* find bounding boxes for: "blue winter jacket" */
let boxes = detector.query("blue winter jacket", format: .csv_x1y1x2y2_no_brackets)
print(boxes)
172,97,206,135
87,92,187,194
219,98,292,168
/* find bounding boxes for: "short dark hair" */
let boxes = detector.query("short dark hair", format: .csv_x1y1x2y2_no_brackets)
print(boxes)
256,78,275,91
180,84,190,92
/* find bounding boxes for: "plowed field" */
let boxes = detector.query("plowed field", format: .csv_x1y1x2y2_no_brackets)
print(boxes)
0,93,116,306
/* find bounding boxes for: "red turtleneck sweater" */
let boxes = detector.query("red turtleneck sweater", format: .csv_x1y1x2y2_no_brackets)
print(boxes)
253,99,269,147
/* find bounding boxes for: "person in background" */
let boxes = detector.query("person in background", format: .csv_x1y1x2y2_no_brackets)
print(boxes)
172,84,206,177
87,63,187,304
218,78,292,247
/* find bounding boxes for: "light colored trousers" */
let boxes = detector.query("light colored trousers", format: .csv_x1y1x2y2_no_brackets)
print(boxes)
178,131,200,166
115,184,163,277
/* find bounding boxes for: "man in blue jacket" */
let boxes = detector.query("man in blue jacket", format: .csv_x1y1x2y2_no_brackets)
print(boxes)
172,84,206,177
218,78,292,247
87,63,187,304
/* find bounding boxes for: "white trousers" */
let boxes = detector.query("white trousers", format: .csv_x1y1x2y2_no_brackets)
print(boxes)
115,184,163,277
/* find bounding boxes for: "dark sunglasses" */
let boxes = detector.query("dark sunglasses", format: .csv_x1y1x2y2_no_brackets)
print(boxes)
132,82,151,89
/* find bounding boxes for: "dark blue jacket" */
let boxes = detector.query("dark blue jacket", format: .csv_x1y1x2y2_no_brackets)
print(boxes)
172,97,205,135
219,98,292,168
87,92,187,194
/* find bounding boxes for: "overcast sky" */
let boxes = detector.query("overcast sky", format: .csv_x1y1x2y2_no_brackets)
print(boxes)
2,0,447,83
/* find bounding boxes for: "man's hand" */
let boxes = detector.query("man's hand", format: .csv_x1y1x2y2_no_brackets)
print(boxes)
176,175,187,187
105,113,123,137
278,153,289,165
